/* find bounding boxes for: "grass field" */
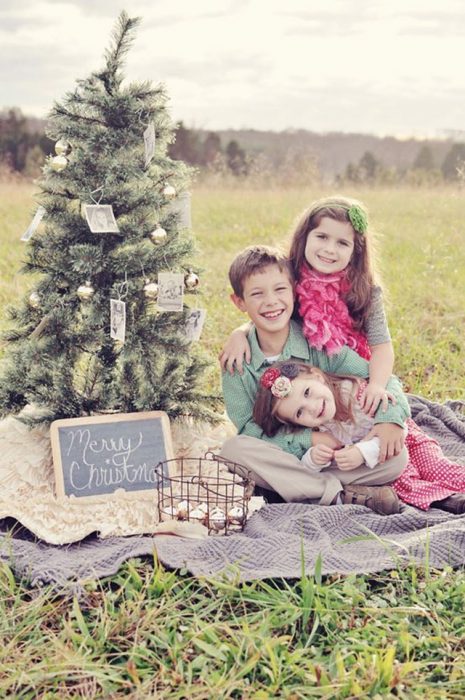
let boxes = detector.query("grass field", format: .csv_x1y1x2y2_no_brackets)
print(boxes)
0,181,464,698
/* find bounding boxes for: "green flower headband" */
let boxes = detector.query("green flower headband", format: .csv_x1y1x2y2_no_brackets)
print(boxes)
311,200,368,235
347,205,368,235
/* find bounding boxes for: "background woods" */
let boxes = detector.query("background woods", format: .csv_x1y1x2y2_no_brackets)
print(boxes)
2,107,465,186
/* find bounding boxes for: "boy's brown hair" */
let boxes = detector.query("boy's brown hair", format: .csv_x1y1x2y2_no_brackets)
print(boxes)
228,245,294,298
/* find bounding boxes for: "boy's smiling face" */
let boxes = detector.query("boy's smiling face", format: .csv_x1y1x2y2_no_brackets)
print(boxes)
231,264,294,337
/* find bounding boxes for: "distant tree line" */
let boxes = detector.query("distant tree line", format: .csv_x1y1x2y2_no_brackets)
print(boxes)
2,108,465,186
341,144,465,186
169,122,249,175
0,107,53,177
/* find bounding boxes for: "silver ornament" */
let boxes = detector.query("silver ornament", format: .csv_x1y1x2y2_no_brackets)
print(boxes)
50,155,68,172
176,500,191,519
149,225,167,245
184,271,200,290
227,506,245,525
163,183,176,199
55,139,71,156
143,279,159,300
189,507,207,524
28,291,41,309
208,507,226,531
77,280,95,302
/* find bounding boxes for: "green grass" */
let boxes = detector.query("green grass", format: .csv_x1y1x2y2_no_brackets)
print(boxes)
0,181,464,697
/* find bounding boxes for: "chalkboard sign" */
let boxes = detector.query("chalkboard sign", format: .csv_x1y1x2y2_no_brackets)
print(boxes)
50,411,174,501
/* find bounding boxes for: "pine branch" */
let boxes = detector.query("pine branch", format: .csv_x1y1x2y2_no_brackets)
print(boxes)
49,103,107,126
98,12,141,94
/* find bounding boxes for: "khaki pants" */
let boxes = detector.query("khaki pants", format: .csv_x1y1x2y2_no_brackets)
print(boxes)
220,435,408,506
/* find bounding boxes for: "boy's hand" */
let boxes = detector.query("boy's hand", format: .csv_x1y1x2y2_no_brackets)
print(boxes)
219,330,251,375
334,445,364,470
359,382,396,416
363,423,404,462
311,444,335,465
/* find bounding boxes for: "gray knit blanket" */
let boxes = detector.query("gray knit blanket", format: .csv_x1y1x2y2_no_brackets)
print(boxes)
1,395,464,592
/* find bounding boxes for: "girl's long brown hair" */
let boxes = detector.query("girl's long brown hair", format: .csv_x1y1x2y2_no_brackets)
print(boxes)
253,360,358,437
288,196,381,332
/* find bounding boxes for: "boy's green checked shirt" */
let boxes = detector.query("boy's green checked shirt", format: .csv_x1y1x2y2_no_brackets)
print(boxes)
222,320,410,459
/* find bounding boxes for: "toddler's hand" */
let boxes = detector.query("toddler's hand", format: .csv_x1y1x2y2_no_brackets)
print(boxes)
334,445,364,470
311,444,335,465
359,382,396,416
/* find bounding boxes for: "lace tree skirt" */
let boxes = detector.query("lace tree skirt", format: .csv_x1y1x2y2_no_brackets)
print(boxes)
0,410,236,544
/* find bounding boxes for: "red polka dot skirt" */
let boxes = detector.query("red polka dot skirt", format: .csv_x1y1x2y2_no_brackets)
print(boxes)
392,418,465,510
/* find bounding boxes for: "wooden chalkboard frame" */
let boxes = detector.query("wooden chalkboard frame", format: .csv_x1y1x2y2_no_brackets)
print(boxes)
50,411,174,502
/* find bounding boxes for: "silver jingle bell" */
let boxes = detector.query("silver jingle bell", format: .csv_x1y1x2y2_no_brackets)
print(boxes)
163,183,176,199
184,271,199,290
143,280,159,300
77,280,95,302
28,291,41,309
50,155,68,172
149,225,167,245
55,139,71,156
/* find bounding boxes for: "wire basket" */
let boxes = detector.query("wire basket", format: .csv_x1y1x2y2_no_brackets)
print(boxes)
155,452,255,535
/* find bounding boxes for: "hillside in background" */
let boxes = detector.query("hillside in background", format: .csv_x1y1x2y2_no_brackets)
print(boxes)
1,107,464,183
207,128,454,178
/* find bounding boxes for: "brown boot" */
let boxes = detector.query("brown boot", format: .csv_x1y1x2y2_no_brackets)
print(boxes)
340,484,400,515
433,493,465,515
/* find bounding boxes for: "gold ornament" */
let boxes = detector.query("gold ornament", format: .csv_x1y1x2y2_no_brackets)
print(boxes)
55,139,71,156
149,225,167,245
163,183,176,199
77,280,95,302
50,155,68,172
143,279,159,300
184,271,200,290
28,291,41,309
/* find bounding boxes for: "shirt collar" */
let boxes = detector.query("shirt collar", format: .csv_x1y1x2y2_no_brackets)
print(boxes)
249,320,311,371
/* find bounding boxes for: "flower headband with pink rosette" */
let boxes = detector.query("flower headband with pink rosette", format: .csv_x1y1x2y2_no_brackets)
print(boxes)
260,363,300,399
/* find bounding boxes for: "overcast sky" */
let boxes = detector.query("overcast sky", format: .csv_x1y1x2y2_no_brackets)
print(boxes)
1,0,465,137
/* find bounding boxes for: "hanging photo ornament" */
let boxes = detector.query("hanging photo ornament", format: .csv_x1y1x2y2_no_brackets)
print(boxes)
157,272,184,312
21,205,46,242
54,139,71,156
149,224,167,245
50,155,68,172
184,308,206,342
143,122,156,168
163,183,176,199
28,291,41,309
110,299,126,343
77,280,95,302
184,271,200,290
143,279,159,300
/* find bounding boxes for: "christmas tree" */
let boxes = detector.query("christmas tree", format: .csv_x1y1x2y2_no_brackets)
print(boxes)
0,12,219,427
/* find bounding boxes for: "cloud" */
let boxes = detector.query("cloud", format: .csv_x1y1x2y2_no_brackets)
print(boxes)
283,6,379,36
398,10,465,35
1,0,465,136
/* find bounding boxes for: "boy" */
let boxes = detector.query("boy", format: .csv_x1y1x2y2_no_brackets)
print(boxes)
220,245,409,514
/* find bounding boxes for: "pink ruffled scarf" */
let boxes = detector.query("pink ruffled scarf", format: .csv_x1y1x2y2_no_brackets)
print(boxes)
296,264,371,359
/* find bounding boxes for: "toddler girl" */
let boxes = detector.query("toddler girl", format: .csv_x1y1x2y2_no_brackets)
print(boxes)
253,360,465,513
